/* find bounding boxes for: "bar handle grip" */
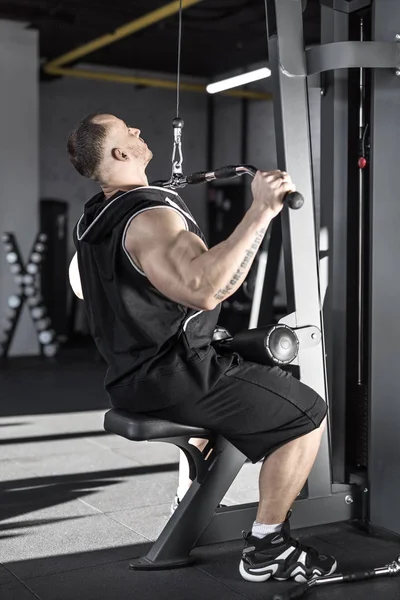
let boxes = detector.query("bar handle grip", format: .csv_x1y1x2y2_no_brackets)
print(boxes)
186,167,242,184
239,165,304,209
285,191,304,210
186,166,304,210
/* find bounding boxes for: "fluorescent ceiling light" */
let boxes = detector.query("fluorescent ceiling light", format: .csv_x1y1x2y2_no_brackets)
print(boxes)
206,67,271,94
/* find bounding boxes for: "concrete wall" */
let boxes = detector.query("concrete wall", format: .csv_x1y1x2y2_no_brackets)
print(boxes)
0,20,39,356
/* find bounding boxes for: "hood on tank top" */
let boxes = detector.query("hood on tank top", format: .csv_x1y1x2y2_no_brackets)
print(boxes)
76,187,167,244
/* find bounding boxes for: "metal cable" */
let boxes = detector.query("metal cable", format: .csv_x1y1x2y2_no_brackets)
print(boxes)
176,0,183,118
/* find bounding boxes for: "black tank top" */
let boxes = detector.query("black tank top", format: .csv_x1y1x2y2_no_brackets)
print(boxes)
73,186,234,410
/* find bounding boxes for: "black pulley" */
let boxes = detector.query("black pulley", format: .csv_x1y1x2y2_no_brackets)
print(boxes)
266,324,299,364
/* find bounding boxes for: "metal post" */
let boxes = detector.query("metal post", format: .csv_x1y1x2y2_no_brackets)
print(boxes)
266,0,332,497
129,436,247,569
369,0,400,536
320,6,350,483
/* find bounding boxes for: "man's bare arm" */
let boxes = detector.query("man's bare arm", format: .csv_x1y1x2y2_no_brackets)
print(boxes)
125,205,273,311
124,171,294,311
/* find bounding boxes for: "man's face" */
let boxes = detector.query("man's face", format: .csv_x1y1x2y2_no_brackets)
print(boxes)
97,114,153,167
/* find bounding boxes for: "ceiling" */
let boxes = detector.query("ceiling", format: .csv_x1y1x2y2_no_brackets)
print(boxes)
0,0,321,78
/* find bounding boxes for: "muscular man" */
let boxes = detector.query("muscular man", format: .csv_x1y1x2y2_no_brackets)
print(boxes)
67,113,336,583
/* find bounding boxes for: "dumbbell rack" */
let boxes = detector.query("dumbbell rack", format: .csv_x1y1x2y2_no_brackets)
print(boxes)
1,232,59,359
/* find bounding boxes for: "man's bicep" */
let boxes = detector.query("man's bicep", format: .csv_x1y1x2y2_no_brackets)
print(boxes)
142,231,208,308
124,208,208,310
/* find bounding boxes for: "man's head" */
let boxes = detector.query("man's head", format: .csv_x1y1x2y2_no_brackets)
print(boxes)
67,113,153,186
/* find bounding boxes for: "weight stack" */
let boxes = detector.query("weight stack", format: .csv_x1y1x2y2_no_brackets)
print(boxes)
39,199,69,341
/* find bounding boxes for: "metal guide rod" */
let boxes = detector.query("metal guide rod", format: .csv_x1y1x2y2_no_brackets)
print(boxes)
357,18,366,385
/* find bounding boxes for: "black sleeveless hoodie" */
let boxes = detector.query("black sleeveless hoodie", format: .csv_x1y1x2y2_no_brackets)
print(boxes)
73,185,234,410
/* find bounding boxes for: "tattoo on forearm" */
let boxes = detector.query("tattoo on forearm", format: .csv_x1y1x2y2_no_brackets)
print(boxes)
214,227,267,301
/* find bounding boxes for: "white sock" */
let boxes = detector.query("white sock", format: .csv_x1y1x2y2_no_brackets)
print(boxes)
252,520,283,539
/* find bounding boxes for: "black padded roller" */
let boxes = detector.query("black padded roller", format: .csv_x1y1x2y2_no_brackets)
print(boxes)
213,324,299,367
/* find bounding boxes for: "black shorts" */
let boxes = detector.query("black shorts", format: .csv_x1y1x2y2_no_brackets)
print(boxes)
148,356,327,464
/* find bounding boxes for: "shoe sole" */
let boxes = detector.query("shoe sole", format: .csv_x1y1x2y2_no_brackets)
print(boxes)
239,560,277,582
239,559,338,583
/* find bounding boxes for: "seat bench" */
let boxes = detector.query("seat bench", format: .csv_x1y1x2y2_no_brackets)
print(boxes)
104,408,248,570
104,409,209,441
103,409,359,570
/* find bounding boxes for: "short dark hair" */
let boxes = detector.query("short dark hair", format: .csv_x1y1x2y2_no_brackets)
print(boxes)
67,113,108,180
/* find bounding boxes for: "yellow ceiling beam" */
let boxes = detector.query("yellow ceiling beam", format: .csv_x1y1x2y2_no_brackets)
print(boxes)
48,66,271,100
43,0,271,100
45,0,205,70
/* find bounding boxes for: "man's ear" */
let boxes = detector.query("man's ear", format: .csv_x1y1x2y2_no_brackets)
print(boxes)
112,148,129,161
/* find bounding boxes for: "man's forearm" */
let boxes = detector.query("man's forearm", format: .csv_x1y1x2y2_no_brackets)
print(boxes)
191,205,274,309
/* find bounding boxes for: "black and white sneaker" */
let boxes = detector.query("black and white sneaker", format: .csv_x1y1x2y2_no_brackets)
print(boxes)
239,513,337,583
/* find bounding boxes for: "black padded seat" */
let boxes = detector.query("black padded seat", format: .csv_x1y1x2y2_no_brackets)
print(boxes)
104,409,209,441
103,408,247,570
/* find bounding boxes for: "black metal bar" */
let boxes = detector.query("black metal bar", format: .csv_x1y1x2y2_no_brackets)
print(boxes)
345,10,371,474
198,484,362,546
129,437,247,570
320,6,350,484
265,0,277,37
267,0,332,498
320,0,372,13
369,0,400,537
306,41,399,75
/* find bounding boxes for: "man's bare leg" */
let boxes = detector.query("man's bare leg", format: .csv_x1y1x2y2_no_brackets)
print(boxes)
240,418,337,583
176,437,208,501
178,420,326,513
256,417,327,525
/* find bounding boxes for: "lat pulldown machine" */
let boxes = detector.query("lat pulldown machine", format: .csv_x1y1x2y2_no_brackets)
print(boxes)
103,0,400,577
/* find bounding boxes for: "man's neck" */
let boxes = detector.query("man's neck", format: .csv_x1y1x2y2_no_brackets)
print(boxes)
102,176,148,200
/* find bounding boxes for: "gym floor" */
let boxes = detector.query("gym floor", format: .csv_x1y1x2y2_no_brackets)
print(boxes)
1,351,400,600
